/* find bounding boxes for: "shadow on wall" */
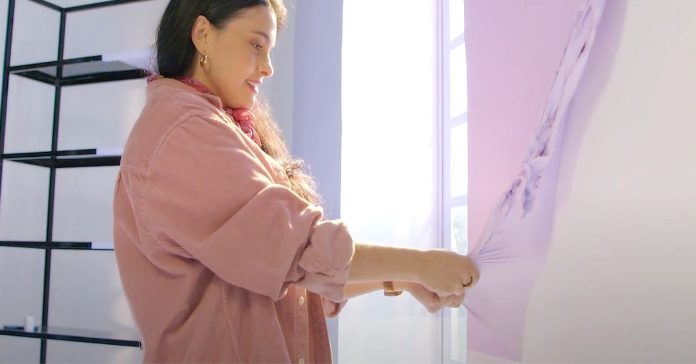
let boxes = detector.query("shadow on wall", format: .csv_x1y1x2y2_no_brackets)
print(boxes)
555,0,627,207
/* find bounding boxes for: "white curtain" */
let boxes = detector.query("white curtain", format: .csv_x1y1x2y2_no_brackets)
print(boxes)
339,1,442,363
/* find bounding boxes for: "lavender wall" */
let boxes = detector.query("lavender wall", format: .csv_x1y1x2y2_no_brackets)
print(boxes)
290,1,344,361
465,0,585,245
291,0,343,221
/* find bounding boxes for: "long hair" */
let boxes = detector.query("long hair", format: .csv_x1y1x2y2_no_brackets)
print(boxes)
154,0,321,205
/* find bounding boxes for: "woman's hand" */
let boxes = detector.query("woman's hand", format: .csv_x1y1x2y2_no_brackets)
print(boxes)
397,281,466,313
346,244,480,298
416,250,480,296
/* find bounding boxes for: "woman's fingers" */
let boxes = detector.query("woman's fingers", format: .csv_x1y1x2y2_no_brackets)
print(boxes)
419,250,481,296
442,293,465,308
406,282,468,313
407,282,443,313
452,293,465,307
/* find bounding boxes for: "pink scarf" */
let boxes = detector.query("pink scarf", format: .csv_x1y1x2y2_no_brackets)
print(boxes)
146,74,262,147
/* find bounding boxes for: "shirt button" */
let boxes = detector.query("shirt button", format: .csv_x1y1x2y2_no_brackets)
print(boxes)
298,359,305,364
298,296,305,306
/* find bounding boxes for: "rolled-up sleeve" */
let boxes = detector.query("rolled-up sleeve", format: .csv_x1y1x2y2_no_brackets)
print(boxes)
137,114,354,302
286,219,354,303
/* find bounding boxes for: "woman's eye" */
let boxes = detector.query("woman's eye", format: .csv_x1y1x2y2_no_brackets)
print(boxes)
251,42,262,51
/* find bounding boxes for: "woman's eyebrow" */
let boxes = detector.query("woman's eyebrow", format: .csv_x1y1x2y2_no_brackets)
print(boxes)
252,30,271,43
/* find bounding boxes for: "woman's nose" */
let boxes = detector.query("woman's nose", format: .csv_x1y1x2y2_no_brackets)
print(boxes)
260,57,274,78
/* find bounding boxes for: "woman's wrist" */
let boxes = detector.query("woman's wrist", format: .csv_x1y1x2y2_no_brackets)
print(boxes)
348,243,426,283
397,248,426,283
392,281,415,293
399,249,429,285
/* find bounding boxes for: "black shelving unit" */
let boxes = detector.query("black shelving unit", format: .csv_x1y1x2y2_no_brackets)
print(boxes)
0,0,153,362
0,240,114,250
3,149,121,168
0,326,141,348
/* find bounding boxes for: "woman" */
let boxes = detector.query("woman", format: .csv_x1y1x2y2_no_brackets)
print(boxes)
113,0,480,362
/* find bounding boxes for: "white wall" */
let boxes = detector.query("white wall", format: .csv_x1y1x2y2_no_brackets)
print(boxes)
470,1,696,362
0,0,296,362
523,1,696,362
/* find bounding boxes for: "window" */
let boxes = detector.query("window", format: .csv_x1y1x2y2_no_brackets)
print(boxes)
440,0,469,363
339,0,468,362
340,1,440,362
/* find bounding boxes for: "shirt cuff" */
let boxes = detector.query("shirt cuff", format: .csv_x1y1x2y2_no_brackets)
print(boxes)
287,219,354,303
321,297,348,318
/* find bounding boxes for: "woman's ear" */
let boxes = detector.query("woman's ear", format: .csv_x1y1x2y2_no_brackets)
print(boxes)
191,15,212,55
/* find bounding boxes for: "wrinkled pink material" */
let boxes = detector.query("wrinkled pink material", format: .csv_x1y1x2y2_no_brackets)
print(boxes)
465,1,606,361
113,77,354,363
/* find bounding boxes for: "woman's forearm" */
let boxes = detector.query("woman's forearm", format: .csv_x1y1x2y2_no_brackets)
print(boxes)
347,243,424,283
342,281,383,299
346,241,480,297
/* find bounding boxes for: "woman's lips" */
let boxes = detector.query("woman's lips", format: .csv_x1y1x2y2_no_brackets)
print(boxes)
246,80,259,94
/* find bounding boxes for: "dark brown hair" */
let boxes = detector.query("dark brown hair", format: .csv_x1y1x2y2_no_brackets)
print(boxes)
155,0,321,205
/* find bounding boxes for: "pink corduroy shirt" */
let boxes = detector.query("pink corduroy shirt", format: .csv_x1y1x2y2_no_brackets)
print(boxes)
112,77,354,363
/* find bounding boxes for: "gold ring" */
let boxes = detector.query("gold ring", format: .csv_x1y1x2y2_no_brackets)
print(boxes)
462,276,474,288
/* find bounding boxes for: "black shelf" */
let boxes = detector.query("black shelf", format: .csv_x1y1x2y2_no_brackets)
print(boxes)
0,240,114,250
3,149,121,168
29,0,153,13
0,326,141,348
9,55,148,86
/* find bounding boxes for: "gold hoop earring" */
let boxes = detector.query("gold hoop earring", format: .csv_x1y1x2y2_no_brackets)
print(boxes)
199,53,208,68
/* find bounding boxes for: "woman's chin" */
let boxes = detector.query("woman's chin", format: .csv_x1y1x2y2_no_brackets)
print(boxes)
225,96,255,110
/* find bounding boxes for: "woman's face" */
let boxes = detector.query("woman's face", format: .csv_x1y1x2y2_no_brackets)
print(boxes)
190,5,277,109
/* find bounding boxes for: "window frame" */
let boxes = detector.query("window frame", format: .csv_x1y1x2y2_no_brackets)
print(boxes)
438,0,469,363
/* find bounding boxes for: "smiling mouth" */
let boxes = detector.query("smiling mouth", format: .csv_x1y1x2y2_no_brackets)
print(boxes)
246,81,259,94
